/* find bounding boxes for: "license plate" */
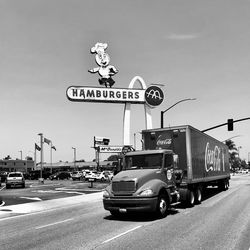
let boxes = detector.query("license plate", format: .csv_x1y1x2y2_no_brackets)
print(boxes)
119,208,127,213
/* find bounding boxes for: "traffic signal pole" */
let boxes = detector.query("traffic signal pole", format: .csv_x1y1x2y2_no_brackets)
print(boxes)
202,117,250,133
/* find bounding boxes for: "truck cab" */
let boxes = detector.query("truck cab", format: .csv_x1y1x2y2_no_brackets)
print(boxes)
103,149,180,217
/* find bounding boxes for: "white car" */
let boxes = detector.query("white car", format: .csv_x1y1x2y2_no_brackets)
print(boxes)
6,172,25,189
104,171,114,180
71,171,83,181
95,171,109,182
85,171,98,181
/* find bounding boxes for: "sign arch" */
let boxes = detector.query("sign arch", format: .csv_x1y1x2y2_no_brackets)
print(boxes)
123,76,152,145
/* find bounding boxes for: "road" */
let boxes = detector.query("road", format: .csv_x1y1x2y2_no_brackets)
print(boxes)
0,180,108,206
0,174,249,250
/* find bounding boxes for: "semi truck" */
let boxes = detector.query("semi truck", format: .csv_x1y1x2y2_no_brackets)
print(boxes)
103,125,230,218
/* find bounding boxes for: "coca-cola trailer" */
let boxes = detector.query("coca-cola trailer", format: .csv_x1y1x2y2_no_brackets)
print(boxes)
103,125,230,218
143,125,230,189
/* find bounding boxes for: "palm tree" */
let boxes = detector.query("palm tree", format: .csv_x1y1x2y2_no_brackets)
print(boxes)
225,139,240,171
225,139,237,151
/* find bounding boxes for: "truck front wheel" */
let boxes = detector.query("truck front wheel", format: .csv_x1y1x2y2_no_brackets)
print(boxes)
156,194,169,218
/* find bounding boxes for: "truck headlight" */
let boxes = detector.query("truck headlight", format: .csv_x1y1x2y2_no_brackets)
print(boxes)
139,189,154,196
103,190,110,198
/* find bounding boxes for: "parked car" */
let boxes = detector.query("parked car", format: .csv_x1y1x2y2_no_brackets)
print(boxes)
95,171,113,182
28,170,51,180
6,172,25,189
82,170,90,178
71,171,83,181
95,171,109,182
105,171,114,180
242,169,249,174
49,171,71,180
85,171,98,181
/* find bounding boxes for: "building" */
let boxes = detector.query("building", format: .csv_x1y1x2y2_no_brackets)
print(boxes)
35,160,117,172
0,159,35,173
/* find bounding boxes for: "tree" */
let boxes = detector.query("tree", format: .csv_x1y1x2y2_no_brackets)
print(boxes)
225,139,237,151
225,139,240,171
76,159,85,162
4,155,11,160
107,154,119,161
241,160,247,169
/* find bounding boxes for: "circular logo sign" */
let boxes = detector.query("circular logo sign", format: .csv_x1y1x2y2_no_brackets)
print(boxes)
122,145,135,155
145,86,164,107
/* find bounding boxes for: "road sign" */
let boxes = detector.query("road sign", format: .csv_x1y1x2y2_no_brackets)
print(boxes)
98,146,123,153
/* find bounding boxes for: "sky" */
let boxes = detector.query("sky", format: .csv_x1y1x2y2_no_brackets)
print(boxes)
0,0,249,163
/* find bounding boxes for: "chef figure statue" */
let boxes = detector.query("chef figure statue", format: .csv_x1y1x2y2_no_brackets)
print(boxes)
88,42,118,88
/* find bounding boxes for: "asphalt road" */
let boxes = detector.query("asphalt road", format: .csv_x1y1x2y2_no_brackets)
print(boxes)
0,174,249,250
0,180,108,206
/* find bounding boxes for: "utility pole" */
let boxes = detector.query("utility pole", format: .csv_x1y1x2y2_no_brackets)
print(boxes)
72,147,76,170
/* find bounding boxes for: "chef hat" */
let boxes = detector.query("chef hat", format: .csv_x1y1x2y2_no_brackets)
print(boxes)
90,42,108,54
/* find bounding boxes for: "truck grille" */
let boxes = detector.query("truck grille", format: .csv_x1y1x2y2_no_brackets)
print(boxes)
112,181,136,193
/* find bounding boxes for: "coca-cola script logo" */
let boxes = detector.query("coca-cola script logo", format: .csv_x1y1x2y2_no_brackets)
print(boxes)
156,135,172,147
205,142,225,172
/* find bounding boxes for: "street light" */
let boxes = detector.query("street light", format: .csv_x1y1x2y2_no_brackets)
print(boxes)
238,146,242,158
160,98,196,128
28,150,36,170
19,150,23,160
222,135,242,143
72,147,76,170
133,131,142,150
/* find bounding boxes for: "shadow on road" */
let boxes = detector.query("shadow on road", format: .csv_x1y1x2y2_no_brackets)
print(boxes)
104,208,179,222
104,187,226,221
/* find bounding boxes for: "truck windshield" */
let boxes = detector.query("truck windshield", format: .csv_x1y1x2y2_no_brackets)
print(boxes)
124,153,163,170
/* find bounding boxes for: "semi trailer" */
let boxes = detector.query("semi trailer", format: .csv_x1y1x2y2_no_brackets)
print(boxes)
103,125,230,217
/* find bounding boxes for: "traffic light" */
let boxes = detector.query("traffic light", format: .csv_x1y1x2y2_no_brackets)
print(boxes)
227,119,234,131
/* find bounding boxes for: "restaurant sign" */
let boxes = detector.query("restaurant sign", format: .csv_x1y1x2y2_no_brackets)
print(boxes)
66,86,145,104
98,145,123,153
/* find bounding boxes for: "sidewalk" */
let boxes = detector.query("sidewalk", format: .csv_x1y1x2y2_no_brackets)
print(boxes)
0,191,103,219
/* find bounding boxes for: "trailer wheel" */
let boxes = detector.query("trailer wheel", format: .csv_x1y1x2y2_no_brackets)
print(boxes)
156,194,169,218
186,189,195,207
195,188,202,204
219,180,228,191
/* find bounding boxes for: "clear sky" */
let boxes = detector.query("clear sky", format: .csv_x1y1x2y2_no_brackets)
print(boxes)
0,0,249,163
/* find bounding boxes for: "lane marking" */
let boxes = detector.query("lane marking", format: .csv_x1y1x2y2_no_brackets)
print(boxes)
102,225,142,244
30,183,61,188
0,186,5,191
0,201,5,207
20,197,42,201
35,218,74,229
